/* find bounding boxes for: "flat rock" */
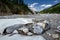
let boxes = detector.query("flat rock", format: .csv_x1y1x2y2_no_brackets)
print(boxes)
27,32,33,36
0,34,46,40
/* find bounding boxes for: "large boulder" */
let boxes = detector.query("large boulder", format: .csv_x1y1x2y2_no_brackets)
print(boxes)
3,24,25,35
33,24,44,34
32,20,50,34
37,20,50,31
0,18,34,34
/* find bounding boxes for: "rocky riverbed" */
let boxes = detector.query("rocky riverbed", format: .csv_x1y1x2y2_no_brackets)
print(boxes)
0,14,60,40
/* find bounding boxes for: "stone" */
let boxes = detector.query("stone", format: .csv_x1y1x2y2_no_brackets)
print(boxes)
0,18,34,34
43,20,50,30
13,30,18,33
36,20,50,31
3,24,25,35
27,32,33,36
55,30,60,33
52,34,59,38
17,27,29,35
46,32,52,36
37,22,44,27
57,26,60,30
22,28,29,33
55,26,60,33
43,20,49,24
33,24,44,34
37,22,46,30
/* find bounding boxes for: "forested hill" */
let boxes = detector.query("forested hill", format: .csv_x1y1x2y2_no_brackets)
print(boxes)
0,0,34,16
40,3,60,14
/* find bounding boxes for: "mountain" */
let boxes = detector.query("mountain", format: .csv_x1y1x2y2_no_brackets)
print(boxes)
0,0,34,16
40,3,60,14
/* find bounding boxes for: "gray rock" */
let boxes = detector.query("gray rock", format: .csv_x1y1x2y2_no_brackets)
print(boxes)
52,34,59,38
55,30,60,33
3,24,25,35
46,32,52,36
33,25,44,34
55,26,60,33
27,32,33,36
57,26,60,30
22,27,29,33
43,20,50,30
36,20,50,31
43,20,49,24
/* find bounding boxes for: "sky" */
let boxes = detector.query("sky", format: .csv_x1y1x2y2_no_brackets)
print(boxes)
24,0,60,12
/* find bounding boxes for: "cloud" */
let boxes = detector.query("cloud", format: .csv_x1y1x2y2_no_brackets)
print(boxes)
39,4,52,11
28,3,52,12
54,0,59,3
41,4,52,8
29,3,38,7
28,3,39,11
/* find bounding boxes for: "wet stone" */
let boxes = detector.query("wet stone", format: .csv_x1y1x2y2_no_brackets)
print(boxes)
52,34,59,38
27,32,33,36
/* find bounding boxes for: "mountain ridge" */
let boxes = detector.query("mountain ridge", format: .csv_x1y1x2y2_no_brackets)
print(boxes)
39,3,60,14
0,0,34,16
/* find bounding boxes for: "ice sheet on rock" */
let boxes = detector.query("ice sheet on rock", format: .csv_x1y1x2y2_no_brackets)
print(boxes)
0,34,46,40
0,18,34,34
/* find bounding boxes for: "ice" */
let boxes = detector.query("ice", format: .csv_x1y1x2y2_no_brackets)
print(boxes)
0,34,46,40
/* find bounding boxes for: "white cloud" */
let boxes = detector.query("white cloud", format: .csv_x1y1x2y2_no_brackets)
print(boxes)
28,3,52,12
29,3,38,7
54,0,58,3
39,4,52,11
40,4,52,8
28,3,39,11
